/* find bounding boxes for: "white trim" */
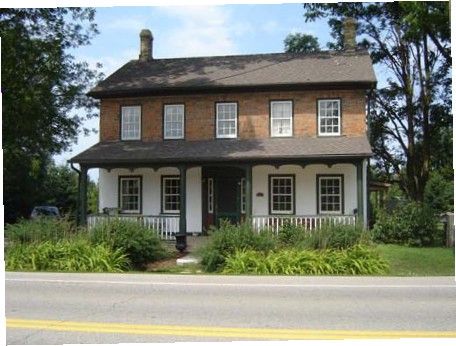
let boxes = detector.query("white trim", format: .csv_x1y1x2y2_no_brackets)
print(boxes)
164,104,185,139
119,177,141,213
270,176,294,215
318,99,341,136
270,100,293,137
121,106,141,140
162,176,180,214
216,102,237,139
318,176,342,214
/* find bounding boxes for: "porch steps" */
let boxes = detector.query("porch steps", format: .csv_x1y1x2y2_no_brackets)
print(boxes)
176,255,200,266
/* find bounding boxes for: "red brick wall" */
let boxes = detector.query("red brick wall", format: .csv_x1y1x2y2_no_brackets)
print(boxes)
99,90,367,142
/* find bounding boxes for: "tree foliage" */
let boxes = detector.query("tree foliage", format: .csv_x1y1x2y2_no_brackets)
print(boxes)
284,33,320,53
1,8,101,222
41,162,98,219
301,2,452,202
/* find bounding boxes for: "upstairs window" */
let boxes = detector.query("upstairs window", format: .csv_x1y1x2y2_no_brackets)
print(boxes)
270,101,293,137
164,104,184,139
318,99,341,136
119,176,141,214
121,106,141,140
216,102,237,138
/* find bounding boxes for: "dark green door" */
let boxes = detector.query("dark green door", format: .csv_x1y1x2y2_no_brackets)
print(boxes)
215,178,240,227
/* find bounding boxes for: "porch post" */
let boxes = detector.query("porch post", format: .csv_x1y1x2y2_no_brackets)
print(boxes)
356,160,365,227
245,164,253,219
176,164,187,252
79,165,88,226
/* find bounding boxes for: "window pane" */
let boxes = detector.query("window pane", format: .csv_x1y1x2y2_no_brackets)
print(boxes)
319,177,342,214
164,105,184,139
163,177,180,213
120,178,141,213
318,100,340,136
217,103,237,138
270,176,294,214
122,106,141,140
271,101,292,137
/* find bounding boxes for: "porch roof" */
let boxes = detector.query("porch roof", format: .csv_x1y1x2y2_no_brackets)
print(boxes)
70,136,372,168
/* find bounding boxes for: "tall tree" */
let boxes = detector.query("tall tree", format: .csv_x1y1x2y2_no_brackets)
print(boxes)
1,8,101,222
301,2,452,202
284,33,320,52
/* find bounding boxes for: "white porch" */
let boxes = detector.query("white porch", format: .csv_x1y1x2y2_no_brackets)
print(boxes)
89,162,367,239
87,214,357,240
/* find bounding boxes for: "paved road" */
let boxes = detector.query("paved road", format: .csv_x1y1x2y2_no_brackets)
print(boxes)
5,272,456,344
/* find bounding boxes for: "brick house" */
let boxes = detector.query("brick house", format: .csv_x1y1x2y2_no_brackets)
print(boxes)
71,19,376,247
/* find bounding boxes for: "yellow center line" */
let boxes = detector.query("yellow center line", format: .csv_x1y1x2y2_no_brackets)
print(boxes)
6,318,456,340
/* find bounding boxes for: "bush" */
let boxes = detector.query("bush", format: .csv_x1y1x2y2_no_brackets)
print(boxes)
278,222,371,250
5,216,77,244
373,202,438,246
5,239,130,272
201,221,277,272
222,246,390,275
90,219,171,269
424,171,454,214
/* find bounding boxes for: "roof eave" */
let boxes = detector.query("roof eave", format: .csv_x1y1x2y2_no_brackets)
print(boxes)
87,81,377,99
71,152,372,168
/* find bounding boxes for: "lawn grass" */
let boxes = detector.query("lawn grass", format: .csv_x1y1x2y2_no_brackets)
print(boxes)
377,244,455,276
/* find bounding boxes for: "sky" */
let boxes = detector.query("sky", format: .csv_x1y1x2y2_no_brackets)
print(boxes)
45,1,336,180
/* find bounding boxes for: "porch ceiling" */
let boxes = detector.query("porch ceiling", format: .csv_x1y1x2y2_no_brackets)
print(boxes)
70,136,372,168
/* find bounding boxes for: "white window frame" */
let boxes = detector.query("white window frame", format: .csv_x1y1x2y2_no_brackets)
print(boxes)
162,176,180,214
270,176,294,215
164,104,185,139
270,100,293,137
318,176,343,214
121,105,141,140
119,177,141,214
216,102,237,139
318,99,341,136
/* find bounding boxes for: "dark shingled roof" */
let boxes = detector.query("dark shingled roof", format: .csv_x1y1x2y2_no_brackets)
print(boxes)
88,50,377,98
70,136,372,167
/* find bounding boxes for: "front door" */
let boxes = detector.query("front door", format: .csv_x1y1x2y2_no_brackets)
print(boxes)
215,177,240,227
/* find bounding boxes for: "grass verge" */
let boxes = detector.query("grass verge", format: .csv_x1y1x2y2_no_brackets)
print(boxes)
377,244,455,276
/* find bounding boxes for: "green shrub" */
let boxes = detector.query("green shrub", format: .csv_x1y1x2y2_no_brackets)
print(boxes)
5,239,130,272
201,221,277,272
5,216,76,244
277,222,371,250
90,219,171,269
424,171,454,214
373,202,438,246
222,246,389,275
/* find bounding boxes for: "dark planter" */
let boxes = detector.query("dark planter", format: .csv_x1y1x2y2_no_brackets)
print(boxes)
175,234,187,252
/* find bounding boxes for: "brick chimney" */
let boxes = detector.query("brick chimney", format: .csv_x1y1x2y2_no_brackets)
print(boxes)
139,29,153,61
343,17,356,52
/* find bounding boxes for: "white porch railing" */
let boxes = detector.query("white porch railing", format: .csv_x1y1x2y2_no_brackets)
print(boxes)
252,215,357,234
87,214,179,240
